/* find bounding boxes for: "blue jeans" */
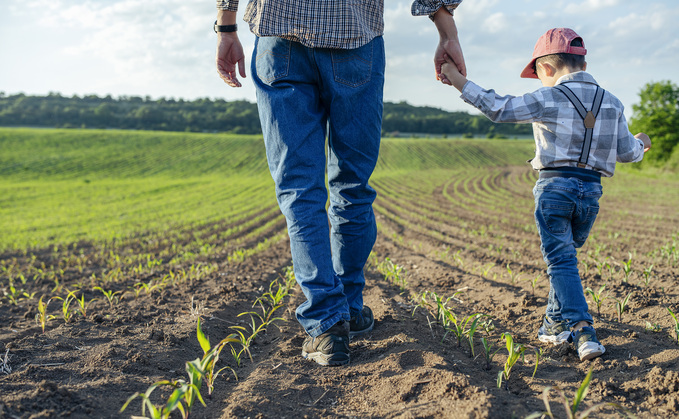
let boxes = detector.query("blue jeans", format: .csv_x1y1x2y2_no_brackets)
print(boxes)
252,36,385,337
533,176,602,329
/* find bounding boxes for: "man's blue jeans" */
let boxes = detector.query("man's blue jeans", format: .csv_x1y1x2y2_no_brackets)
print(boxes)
252,36,385,338
533,176,602,329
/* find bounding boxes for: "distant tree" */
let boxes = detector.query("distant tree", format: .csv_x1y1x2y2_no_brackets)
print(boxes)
629,80,679,164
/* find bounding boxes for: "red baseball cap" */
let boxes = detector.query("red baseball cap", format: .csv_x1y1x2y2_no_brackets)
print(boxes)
520,28,587,79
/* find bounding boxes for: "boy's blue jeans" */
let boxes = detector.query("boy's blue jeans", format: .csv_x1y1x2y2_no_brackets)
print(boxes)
252,36,385,338
533,176,602,329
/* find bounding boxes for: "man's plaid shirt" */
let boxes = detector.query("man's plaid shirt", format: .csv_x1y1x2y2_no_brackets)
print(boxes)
460,71,644,177
216,0,462,49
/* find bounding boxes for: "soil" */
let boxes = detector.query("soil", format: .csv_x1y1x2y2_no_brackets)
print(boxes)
1,166,678,419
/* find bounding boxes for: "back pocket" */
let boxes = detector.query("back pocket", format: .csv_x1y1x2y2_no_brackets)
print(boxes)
255,37,291,85
541,199,575,234
331,42,373,87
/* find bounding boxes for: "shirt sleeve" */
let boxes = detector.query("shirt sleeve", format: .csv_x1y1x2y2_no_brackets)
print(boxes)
460,80,545,124
216,0,238,11
411,0,463,19
615,109,645,163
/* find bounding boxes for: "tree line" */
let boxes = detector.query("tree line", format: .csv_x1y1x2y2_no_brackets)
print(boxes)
0,92,531,138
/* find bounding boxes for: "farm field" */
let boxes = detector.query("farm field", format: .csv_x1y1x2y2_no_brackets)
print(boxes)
1,127,678,418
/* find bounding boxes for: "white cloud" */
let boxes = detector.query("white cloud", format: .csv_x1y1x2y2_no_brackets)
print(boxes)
564,0,620,14
482,12,508,34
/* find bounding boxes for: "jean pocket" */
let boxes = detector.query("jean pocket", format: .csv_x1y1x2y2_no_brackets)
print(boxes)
255,38,291,85
331,42,373,87
573,204,599,244
540,199,574,234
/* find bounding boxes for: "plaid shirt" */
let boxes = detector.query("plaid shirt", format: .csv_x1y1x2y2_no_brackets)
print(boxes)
460,71,645,177
216,0,462,49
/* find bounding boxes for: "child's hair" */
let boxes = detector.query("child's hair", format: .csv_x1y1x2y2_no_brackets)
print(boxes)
534,38,586,73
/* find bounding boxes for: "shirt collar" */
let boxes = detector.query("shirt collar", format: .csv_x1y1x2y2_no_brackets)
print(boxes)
555,71,599,86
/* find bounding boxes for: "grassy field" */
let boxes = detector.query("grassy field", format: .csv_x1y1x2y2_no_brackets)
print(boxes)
0,128,535,252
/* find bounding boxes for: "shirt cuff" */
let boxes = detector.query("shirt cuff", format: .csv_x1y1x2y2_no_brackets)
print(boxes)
411,1,462,20
460,80,482,105
216,0,238,11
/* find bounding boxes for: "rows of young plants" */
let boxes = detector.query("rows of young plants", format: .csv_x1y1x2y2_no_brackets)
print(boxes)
2,128,677,416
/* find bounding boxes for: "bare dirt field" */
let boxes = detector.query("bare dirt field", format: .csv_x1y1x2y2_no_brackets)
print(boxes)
1,166,678,418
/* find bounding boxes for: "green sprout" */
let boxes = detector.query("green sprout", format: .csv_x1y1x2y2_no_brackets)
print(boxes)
35,296,56,334
497,333,527,390
526,367,632,419
668,307,679,345
621,252,633,283
613,291,634,323
585,285,607,317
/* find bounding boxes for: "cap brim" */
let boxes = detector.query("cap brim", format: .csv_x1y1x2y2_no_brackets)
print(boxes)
520,58,538,79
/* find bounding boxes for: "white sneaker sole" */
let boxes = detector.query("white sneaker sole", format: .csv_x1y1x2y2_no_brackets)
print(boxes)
578,342,606,361
538,330,571,345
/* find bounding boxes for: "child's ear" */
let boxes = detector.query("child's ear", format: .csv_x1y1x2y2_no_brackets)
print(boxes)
537,62,555,77
583,61,587,71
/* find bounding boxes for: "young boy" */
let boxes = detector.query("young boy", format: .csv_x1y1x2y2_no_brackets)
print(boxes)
440,28,651,361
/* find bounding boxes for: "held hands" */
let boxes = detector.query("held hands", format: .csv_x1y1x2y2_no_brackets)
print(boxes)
440,55,468,92
216,33,246,88
432,7,466,85
635,133,652,152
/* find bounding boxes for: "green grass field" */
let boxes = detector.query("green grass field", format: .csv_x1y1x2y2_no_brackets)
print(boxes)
0,128,533,252
0,127,674,254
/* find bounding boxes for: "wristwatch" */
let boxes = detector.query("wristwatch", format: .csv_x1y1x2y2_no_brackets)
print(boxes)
214,20,238,33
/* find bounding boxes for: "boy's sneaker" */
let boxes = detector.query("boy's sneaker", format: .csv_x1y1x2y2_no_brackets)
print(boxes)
537,316,571,345
571,326,606,361
302,321,350,366
349,306,374,338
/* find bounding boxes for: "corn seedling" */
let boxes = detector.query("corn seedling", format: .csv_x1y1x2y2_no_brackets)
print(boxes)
642,265,653,286
482,263,494,277
668,307,679,344
53,293,77,323
621,253,633,283
35,296,56,334
93,286,122,309
121,377,205,419
595,256,610,278
480,337,500,370
2,285,21,305
581,261,590,276
464,314,489,358
526,274,541,296
532,347,544,380
69,291,96,319
506,263,521,284
585,285,607,316
196,318,239,396
376,257,408,292
497,333,527,390
526,367,632,419
453,250,464,268
613,291,634,323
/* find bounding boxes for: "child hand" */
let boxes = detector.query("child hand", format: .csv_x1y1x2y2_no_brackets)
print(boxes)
440,55,461,81
440,55,468,92
635,133,651,152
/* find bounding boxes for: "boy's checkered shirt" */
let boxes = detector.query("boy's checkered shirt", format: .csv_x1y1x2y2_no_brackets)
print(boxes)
460,71,644,177
216,0,462,49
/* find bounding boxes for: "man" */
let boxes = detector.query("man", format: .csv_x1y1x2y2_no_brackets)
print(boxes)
215,0,466,366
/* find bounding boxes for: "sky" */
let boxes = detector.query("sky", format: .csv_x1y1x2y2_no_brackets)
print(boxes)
1,0,678,119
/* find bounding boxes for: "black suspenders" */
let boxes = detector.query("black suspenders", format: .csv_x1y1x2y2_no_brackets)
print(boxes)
553,84,605,168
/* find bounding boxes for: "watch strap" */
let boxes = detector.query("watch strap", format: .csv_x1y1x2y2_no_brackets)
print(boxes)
214,20,237,33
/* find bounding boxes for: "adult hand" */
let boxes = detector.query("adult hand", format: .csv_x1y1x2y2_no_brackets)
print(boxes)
216,32,246,88
433,7,466,85
635,132,652,152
